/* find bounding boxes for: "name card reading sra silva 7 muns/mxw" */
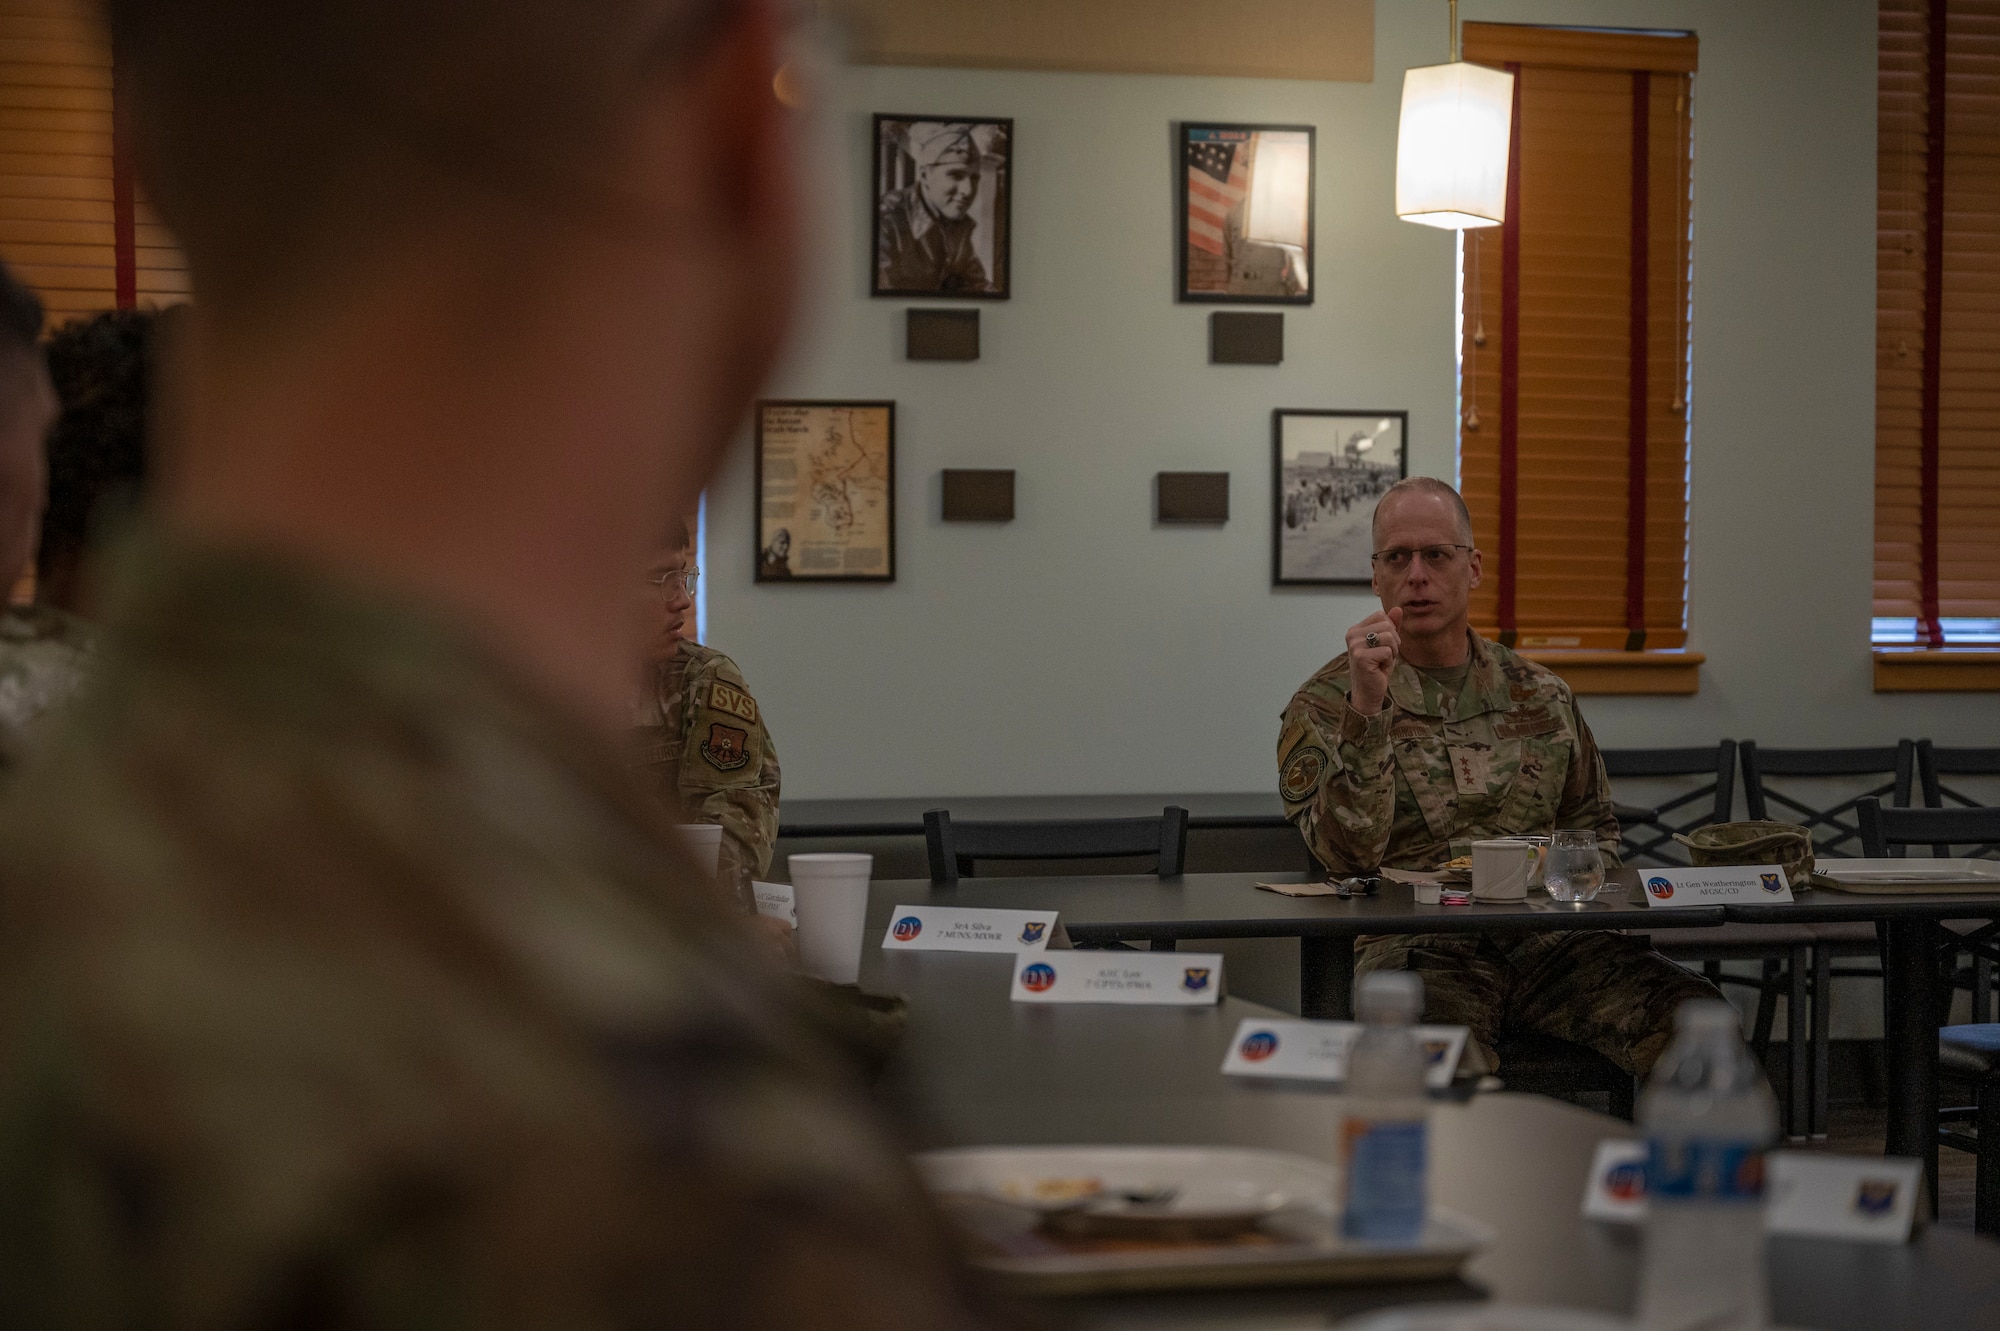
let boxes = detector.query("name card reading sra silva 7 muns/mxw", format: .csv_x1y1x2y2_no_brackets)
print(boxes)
881,905,1057,953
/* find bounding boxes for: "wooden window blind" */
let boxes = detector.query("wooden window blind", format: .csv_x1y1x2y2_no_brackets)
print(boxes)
0,0,185,328
1876,0,2000,647
1459,23,1697,652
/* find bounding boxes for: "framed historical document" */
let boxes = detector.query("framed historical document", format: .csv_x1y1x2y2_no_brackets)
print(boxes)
1273,410,1407,585
1179,122,1315,304
755,401,896,583
873,114,1012,299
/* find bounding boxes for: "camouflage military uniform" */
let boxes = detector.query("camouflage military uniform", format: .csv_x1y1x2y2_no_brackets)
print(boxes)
1277,630,1720,1076
630,639,780,904
0,603,91,767
0,535,998,1330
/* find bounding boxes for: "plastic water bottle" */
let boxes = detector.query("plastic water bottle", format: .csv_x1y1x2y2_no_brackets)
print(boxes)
1340,970,1430,1241
1635,999,1778,1331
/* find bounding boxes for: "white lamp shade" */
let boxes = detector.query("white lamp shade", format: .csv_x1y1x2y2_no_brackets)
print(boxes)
1396,60,1515,230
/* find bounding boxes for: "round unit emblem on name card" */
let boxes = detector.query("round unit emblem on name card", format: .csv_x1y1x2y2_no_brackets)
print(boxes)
1239,1031,1279,1061
1021,963,1058,992
1646,876,1675,901
891,916,923,941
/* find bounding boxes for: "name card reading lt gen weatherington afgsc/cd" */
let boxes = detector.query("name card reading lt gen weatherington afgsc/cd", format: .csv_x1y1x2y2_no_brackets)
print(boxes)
1635,865,1796,908
1010,951,1226,1005
880,906,1057,953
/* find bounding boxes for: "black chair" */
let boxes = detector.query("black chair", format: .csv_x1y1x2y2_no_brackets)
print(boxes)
924,806,1190,884
1938,1025,2000,1236
1858,797,2000,1216
1742,740,1918,857
1918,741,2000,858
1601,742,1737,866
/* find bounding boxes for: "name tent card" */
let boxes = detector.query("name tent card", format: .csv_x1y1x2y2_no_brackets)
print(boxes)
1010,951,1224,1005
751,880,796,928
882,905,1056,953
1582,1140,1922,1243
1219,1018,1467,1090
1636,865,1795,908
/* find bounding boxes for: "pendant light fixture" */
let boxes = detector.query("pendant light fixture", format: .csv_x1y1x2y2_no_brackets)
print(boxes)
1395,0,1514,229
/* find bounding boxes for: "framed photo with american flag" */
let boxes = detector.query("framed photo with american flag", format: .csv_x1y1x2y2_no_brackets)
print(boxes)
1179,122,1315,305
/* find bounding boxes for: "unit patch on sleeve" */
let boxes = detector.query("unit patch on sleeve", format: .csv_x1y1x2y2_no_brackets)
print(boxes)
1280,745,1330,803
709,682,758,725
700,722,751,771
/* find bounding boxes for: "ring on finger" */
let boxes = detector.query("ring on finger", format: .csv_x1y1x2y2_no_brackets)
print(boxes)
1364,631,1379,648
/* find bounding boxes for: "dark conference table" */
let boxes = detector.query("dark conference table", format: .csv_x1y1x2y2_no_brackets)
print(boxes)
781,792,1289,837
861,929,2000,1329
869,870,2000,1185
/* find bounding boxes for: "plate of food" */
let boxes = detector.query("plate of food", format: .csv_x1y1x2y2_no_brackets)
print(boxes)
917,1145,1492,1295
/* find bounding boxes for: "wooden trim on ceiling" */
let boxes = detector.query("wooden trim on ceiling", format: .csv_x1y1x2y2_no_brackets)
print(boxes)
1522,649,1704,696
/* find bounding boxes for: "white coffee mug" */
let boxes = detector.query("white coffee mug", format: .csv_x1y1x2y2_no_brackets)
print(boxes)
789,852,874,985
1492,834,1551,889
1471,838,1537,902
673,823,723,878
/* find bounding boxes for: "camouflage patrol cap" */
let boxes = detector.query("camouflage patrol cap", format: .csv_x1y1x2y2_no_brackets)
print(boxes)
1675,821,1817,892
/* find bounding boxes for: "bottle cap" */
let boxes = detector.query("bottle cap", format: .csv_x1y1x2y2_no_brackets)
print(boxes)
1356,969,1423,1022
1673,998,1741,1031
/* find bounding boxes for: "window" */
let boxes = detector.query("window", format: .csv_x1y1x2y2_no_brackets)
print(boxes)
0,0,187,326
1457,23,1699,693
1874,0,2000,690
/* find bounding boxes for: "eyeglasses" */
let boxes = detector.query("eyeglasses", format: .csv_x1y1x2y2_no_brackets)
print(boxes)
1370,544,1473,573
647,567,700,595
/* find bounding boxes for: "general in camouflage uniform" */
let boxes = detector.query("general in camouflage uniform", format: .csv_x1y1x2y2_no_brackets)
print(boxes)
0,602,90,767
630,638,781,903
0,535,997,1329
1278,629,1721,1077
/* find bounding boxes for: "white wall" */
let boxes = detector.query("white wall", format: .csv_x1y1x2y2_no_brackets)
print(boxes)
705,0,2000,801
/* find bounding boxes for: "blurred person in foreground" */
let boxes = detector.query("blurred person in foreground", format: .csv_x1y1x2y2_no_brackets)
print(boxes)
631,512,782,904
0,267,83,762
0,2,999,1327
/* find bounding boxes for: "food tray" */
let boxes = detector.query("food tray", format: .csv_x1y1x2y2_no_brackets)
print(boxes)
1814,858,2000,894
918,1144,1491,1296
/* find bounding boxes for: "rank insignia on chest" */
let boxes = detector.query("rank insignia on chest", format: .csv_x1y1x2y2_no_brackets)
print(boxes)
1449,745,1492,796
700,722,751,771
709,682,758,725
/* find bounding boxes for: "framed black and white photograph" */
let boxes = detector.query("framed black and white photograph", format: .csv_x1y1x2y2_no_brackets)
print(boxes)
1180,122,1314,304
873,114,1012,299
1273,410,1407,585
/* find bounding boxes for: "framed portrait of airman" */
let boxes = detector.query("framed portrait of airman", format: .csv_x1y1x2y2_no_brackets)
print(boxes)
872,114,1012,299
1180,122,1315,304
755,400,896,583
1273,410,1407,585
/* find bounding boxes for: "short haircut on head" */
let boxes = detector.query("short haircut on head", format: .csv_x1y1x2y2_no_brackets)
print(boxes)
1372,476,1475,546
106,0,735,316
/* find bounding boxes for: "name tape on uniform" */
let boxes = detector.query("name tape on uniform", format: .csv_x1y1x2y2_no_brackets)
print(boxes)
1220,1018,1467,1089
1635,865,1795,908
882,905,1057,953
1010,951,1223,1005
1582,1139,1921,1242
751,881,796,928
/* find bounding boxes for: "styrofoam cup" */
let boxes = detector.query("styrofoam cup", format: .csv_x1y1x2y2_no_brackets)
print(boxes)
790,852,873,985
673,824,723,877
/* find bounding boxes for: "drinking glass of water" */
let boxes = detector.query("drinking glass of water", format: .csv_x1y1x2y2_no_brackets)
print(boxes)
1544,829,1605,904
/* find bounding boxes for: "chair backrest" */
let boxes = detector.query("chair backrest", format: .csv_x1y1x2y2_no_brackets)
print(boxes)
1857,797,2000,860
924,806,1190,884
1914,741,2000,857
1600,743,1737,865
1739,740,1916,857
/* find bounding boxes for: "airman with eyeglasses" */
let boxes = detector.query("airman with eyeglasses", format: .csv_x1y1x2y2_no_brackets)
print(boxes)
1276,477,1722,1079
